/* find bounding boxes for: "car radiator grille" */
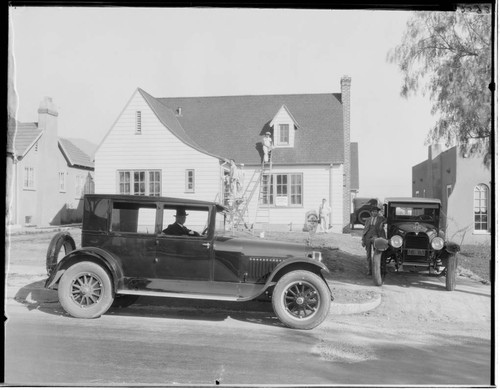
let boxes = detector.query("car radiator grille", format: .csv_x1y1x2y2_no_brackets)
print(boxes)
404,233,429,249
248,257,282,281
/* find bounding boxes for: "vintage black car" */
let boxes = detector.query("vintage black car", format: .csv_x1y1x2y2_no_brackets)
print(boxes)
45,194,333,329
370,197,460,290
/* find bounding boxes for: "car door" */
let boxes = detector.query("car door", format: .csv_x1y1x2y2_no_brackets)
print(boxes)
154,205,212,292
105,200,158,286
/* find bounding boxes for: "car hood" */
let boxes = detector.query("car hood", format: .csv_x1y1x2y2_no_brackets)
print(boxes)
391,221,438,239
214,235,308,259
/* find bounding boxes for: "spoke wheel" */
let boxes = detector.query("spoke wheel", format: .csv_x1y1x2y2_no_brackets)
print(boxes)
272,270,331,330
284,281,319,319
58,261,113,318
70,273,104,307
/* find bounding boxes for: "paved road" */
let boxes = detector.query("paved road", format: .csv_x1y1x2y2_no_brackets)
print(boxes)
5,278,492,386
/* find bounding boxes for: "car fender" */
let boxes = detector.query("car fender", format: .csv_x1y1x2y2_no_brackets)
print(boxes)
444,241,461,254
264,258,332,298
45,247,125,291
373,237,389,251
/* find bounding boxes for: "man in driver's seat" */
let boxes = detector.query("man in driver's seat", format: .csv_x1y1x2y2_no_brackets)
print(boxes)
361,205,386,275
163,208,200,236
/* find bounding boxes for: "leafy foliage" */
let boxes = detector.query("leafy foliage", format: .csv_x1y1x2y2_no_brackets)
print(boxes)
388,11,492,165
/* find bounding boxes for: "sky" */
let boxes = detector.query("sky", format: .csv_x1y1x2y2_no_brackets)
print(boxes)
9,6,440,202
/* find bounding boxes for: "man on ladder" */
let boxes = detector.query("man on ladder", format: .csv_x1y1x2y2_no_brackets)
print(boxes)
262,131,274,165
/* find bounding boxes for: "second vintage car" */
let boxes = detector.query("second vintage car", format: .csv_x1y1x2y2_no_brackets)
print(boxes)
370,197,460,290
45,194,333,330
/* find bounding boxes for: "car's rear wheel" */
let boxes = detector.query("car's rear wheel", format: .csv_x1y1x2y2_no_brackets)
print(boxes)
445,254,458,291
58,261,113,318
372,249,384,286
272,270,331,330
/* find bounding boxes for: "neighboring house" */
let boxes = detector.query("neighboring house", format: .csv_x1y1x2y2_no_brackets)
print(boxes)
412,144,491,245
7,97,95,227
95,76,357,232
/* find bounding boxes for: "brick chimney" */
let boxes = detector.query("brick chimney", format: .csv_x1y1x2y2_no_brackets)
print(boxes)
36,97,60,226
341,75,351,232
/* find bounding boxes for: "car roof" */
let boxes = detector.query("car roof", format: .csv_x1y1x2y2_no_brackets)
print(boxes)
85,194,227,211
384,197,441,205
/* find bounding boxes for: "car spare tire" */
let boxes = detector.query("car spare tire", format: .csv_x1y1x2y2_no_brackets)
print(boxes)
357,209,371,225
46,231,76,275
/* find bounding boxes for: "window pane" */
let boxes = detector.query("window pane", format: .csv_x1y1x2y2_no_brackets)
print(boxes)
473,184,489,231
290,174,302,205
279,124,289,143
262,174,274,204
276,174,287,196
111,202,156,233
134,171,146,195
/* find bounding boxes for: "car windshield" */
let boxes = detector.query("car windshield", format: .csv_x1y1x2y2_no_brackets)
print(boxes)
215,210,228,235
389,203,439,222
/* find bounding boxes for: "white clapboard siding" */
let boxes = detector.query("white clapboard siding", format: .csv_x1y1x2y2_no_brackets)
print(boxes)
242,164,344,233
95,90,221,201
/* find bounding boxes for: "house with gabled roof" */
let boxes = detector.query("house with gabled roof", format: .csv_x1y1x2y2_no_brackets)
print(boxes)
95,76,357,232
7,97,95,227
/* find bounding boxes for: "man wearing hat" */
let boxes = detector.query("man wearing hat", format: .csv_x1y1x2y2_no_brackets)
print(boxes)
162,207,200,236
262,131,274,163
361,205,386,275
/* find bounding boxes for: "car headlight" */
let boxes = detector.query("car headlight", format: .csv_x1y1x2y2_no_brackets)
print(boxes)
431,237,444,250
390,235,403,248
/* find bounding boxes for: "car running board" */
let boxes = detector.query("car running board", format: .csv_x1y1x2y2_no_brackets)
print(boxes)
116,289,240,302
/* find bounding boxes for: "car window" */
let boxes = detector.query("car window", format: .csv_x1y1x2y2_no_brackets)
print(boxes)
391,204,438,221
83,198,110,232
162,206,210,237
111,202,157,234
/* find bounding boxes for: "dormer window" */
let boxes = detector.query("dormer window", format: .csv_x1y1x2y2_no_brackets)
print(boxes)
270,105,299,148
278,124,290,145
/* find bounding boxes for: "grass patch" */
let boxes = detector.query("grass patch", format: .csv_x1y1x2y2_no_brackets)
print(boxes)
457,242,492,282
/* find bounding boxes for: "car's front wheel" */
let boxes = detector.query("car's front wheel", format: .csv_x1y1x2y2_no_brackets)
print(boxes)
272,270,331,330
58,261,114,318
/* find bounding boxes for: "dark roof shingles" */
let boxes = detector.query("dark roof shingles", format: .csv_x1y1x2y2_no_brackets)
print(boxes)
155,93,344,165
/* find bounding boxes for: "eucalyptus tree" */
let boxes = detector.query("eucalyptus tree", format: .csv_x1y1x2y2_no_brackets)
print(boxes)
388,10,492,165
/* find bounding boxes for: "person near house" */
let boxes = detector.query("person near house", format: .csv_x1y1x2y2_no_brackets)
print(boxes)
262,131,274,163
230,159,243,197
162,207,200,236
318,198,331,233
361,205,386,275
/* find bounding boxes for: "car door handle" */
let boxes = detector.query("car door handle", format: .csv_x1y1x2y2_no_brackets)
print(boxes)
201,243,211,249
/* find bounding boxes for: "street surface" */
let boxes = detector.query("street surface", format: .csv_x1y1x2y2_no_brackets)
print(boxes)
4,229,492,386
5,275,491,386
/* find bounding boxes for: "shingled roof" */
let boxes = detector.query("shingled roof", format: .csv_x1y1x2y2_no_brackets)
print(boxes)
59,138,94,169
139,88,345,165
9,121,42,157
8,120,94,169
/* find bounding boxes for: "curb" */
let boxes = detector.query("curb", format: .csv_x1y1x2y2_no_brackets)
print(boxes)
330,293,382,315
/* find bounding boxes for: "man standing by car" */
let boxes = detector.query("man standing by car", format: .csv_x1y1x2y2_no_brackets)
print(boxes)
361,205,386,275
